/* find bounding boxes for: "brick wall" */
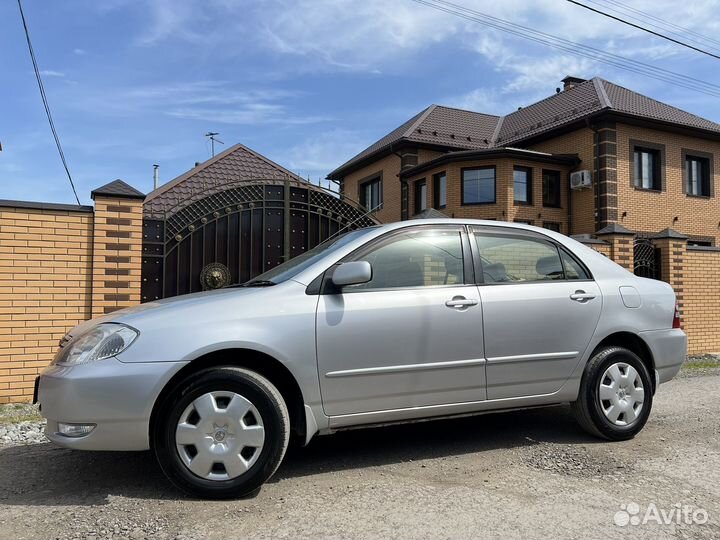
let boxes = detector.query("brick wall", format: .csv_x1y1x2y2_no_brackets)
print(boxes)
341,148,444,224
0,204,94,403
91,196,143,316
683,247,720,353
615,124,720,243
404,157,573,233
529,127,596,235
0,183,144,403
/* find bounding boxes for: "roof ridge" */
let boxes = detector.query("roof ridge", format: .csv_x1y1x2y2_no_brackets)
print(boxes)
403,104,437,137
145,143,244,202
593,77,612,109
490,115,505,146
430,104,501,118
232,142,305,181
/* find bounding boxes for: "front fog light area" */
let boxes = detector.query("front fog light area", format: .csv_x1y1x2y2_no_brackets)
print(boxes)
57,422,96,438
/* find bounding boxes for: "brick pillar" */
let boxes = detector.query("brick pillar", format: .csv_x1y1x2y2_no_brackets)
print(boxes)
596,223,634,271
571,234,611,257
652,228,688,317
594,120,618,229
90,180,145,317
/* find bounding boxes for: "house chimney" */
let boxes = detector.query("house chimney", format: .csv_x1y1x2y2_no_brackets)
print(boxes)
153,164,159,189
561,76,586,91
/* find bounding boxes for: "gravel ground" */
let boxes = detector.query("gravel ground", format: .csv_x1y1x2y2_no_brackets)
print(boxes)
1,367,719,540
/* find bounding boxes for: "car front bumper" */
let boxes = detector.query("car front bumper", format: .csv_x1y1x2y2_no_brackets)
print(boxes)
37,357,188,451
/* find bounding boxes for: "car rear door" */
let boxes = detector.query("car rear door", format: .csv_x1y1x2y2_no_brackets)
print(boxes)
315,225,486,416
470,226,602,400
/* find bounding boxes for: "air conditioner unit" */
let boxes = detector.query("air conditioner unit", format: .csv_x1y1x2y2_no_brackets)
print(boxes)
570,170,592,190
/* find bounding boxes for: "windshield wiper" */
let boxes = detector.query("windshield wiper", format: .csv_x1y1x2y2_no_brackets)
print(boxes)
241,280,276,287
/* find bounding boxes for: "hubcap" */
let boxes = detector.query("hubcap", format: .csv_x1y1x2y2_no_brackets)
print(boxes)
175,391,265,481
598,362,645,426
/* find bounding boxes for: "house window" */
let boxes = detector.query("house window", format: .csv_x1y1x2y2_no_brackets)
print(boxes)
543,221,561,233
542,170,561,207
433,172,447,209
633,147,661,190
414,179,427,214
685,155,711,197
360,177,382,211
513,166,532,204
462,167,495,205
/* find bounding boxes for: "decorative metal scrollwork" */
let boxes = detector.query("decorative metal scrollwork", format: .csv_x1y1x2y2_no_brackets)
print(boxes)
200,263,231,290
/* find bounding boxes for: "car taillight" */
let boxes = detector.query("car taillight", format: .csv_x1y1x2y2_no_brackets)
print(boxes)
672,302,682,329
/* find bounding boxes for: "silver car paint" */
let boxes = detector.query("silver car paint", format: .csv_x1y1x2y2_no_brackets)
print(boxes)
37,219,686,451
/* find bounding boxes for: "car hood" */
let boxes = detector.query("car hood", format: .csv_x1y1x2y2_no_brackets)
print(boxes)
65,285,276,338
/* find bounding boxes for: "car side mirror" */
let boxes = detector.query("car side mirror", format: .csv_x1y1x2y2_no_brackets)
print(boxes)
331,261,372,287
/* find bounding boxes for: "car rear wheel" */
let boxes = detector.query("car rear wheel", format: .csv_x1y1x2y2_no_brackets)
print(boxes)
572,346,653,441
153,367,290,499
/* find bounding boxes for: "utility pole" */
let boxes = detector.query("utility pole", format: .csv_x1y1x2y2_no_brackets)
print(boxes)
205,132,224,157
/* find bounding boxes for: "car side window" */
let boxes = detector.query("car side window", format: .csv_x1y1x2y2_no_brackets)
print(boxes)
474,232,566,283
347,229,465,291
560,249,590,280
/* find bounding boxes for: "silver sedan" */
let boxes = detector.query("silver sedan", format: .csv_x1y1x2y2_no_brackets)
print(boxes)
36,220,686,498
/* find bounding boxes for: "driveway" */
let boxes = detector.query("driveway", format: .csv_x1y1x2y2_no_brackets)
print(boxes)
1,369,719,540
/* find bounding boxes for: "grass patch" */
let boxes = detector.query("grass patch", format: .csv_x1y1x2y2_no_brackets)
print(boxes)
683,359,720,371
0,404,42,425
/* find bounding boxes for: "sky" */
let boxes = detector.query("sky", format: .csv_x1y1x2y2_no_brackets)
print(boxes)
2,0,720,204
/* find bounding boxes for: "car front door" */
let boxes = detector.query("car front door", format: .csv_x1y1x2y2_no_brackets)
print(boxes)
471,227,602,400
315,225,486,417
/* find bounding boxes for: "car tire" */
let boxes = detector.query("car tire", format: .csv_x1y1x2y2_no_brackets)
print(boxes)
571,346,653,441
153,366,290,499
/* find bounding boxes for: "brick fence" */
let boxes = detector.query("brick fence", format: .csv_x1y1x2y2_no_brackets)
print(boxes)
0,183,718,402
0,181,144,403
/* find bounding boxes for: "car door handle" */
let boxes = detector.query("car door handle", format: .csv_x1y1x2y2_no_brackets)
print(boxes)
570,290,596,303
445,296,478,308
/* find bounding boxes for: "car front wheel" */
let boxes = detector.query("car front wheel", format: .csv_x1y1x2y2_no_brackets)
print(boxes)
572,346,653,441
153,366,290,499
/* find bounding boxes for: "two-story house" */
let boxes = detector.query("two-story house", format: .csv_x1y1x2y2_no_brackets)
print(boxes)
328,76,720,246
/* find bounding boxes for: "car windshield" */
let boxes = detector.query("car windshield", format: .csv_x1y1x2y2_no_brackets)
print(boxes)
239,227,377,286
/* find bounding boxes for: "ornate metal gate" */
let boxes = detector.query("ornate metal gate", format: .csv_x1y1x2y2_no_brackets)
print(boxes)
633,236,661,280
141,178,377,301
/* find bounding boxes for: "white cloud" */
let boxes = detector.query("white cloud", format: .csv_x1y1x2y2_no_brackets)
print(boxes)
38,70,65,77
73,48,86,55
287,129,369,172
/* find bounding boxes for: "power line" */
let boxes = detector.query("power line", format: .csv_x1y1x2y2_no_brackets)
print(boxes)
594,0,720,51
17,0,81,206
567,0,720,61
408,0,720,98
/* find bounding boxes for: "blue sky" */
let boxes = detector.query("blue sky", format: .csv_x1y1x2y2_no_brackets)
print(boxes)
2,0,720,204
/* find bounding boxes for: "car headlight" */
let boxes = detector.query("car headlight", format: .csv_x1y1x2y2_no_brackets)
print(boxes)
54,323,139,366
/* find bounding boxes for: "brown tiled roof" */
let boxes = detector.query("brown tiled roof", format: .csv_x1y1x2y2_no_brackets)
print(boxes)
496,79,604,145
329,77,720,179
91,179,145,200
144,143,306,216
327,105,500,178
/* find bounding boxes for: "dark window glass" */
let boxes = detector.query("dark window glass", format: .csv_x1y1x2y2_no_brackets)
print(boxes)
634,148,661,190
414,180,427,214
463,167,495,205
433,172,447,209
474,233,564,283
686,155,710,196
514,167,532,204
350,229,464,290
361,178,382,211
542,170,561,207
560,250,589,280
542,221,561,232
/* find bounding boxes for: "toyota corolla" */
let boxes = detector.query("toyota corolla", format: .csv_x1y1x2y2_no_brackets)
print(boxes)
36,220,686,498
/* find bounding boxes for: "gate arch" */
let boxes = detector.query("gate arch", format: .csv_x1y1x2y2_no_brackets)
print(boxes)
142,178,378,301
